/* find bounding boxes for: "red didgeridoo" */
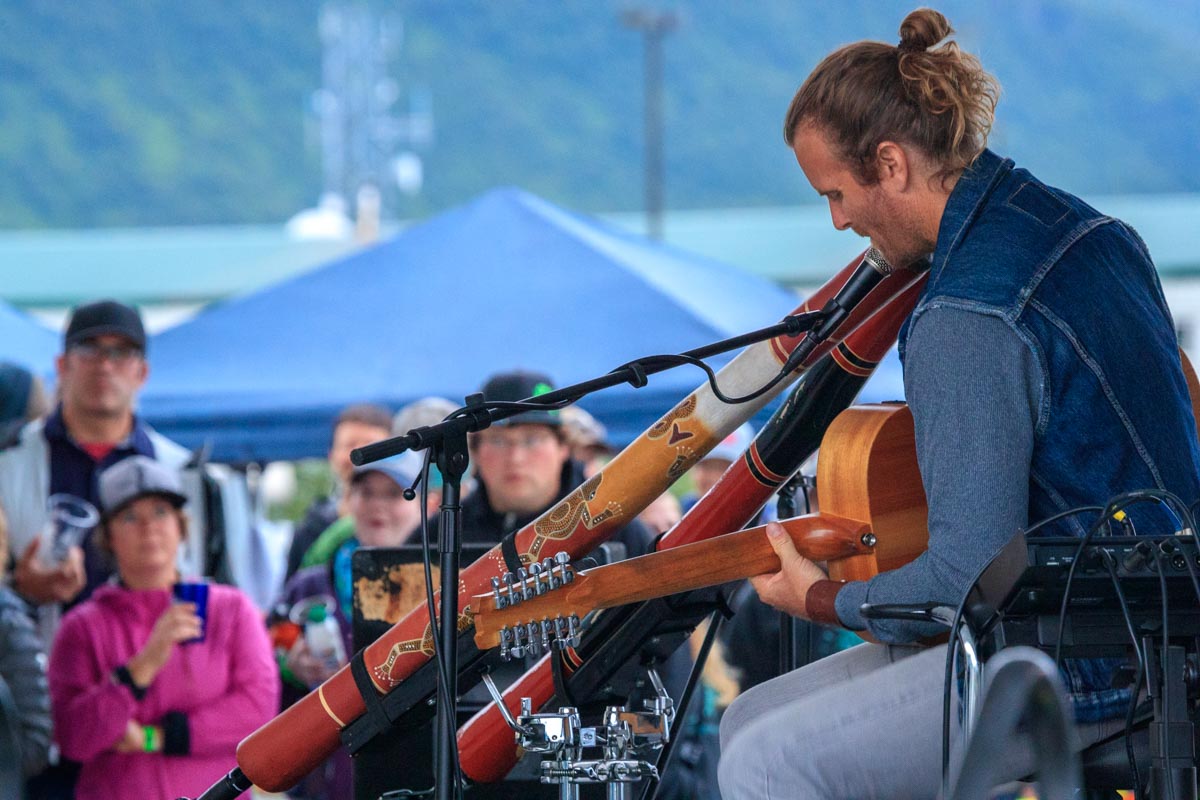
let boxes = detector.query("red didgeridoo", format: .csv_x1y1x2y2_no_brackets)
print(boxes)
228,253,923,793
456,275,927,783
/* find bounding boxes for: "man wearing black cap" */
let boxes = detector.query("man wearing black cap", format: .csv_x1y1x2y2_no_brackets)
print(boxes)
461,369,651,559
0,299,192,648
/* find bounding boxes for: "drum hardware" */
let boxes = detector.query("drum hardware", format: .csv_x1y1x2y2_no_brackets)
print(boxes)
480,667,673,800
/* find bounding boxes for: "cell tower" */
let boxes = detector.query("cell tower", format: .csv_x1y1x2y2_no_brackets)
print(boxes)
312,2,434,224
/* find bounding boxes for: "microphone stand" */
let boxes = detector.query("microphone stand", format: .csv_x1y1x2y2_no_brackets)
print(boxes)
775,475,801,676
433,423,469,800
775,473,815,675
350,309,827,800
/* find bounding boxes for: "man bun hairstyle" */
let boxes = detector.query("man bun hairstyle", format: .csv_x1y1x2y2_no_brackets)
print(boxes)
784,7,1000,186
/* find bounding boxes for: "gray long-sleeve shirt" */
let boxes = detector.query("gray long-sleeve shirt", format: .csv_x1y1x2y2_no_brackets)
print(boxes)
835,306,1042,641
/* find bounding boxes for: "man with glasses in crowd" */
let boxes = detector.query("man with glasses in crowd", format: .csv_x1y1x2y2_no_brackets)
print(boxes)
461,370,651,559
0,300,192,639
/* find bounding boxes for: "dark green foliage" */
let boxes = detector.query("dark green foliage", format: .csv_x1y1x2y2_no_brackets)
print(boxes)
0,0,324,227
0,0,1196,229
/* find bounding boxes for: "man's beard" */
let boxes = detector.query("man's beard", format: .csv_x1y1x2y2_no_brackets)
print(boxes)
867,194,934,270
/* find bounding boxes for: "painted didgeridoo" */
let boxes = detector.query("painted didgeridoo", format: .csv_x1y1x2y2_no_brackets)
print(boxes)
227,252,924,793
457,274,927,783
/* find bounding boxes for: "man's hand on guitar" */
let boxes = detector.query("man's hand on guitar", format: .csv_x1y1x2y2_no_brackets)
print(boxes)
750,521,829,619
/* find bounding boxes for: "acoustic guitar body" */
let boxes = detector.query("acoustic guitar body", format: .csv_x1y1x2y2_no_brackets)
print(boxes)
818,403,929,583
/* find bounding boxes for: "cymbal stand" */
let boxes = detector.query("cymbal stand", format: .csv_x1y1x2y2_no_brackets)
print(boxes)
480,667,673,800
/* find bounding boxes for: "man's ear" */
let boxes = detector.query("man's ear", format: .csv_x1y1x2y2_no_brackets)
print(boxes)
875,141,910,189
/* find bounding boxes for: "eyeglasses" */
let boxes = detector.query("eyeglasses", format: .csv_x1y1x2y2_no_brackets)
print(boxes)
71,342,143,364
474,430,558,453
355,487,409,503
113,501,174,527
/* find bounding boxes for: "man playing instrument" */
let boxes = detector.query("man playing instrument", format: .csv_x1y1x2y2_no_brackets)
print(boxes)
719,8,1200,798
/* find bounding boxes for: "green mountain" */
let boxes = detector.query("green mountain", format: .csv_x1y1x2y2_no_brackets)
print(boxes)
0,0,1196,229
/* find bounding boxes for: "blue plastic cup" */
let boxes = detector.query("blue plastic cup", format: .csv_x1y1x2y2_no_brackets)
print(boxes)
172,581,209,644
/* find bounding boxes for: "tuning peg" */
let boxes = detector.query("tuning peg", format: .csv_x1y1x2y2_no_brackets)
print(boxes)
525,622,542,657
555,551,574,584
550,616,568,649
516,567,534,602
499,627,512,660
510,625,526,659
536,557,555,590
503,571,520,606
566,614,582,648
528,562,546,596
491,576,508,609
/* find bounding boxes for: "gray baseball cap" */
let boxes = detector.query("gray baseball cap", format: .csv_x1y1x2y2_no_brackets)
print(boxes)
350,452,421,490
98,456,188,519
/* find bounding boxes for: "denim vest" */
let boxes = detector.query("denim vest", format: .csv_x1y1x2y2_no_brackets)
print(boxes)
899,149,1200,720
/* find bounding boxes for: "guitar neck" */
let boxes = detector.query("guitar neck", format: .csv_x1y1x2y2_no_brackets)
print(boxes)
473,513,872,649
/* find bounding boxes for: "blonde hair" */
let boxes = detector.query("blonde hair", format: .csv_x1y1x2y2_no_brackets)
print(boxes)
783,8,999,186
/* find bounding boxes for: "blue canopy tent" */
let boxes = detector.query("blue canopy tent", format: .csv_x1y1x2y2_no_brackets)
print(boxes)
142,188,904,462
0,302,59,373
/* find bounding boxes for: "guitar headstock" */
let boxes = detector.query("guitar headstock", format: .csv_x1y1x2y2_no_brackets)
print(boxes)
472,551,591,657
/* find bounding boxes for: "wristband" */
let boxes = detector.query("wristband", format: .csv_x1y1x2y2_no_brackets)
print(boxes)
113,665,147,700
276,649,305,690
161,710,191,756
142,725,158,753
805,580,845,627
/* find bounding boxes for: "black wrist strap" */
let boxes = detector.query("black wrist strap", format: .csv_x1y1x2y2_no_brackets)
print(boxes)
350,649,396,735
500,532,523,574
113,665,147,701
550,649,577,707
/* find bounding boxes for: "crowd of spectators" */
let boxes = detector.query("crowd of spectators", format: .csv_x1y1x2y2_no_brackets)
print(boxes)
1,299,841,800
0,301,279,800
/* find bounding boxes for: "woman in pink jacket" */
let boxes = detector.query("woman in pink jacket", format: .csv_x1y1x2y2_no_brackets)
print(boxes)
48,456,279,800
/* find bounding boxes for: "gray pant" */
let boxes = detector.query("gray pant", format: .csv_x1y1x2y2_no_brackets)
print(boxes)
718,642,1119,799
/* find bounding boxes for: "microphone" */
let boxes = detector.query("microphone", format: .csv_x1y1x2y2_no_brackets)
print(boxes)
781,247,895,375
